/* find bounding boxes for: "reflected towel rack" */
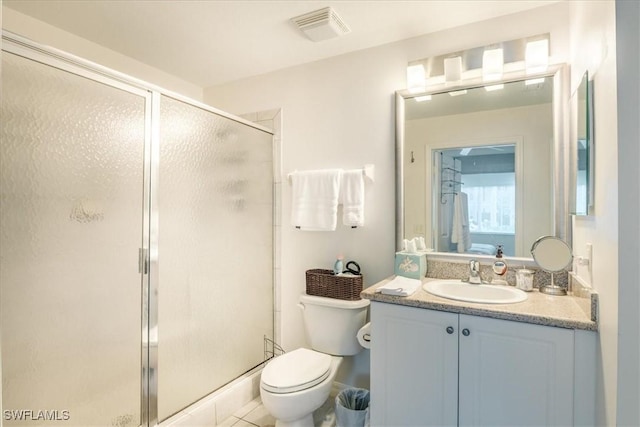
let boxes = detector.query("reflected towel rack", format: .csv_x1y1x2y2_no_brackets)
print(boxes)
287,164,375,182
440,157,462,204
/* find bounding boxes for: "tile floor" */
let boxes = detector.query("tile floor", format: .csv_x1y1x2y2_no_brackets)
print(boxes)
218,392,337,427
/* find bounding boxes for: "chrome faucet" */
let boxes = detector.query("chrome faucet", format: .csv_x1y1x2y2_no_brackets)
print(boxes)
468,259,482,284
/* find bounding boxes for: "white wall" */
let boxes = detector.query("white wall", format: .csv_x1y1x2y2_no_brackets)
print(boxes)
568,2,620,425
614,1,640,425
405,103,554,258
2,6,203,101
204,3,570,386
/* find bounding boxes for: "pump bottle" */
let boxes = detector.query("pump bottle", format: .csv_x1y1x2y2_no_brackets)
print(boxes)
333,255,344,275
492,245,509,285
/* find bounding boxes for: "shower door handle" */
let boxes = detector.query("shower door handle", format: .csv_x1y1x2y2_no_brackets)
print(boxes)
139,248,149,275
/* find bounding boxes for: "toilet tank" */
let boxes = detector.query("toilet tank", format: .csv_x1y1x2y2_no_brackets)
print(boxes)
299,294,370,356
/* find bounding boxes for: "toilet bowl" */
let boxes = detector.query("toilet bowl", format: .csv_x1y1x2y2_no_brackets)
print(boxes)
261,348,342,427
260,294,370,427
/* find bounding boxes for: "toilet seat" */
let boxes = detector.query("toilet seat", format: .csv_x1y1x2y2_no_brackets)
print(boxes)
261,348,332,394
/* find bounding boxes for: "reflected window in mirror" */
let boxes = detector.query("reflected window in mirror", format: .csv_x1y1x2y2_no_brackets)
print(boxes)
576,140,588,214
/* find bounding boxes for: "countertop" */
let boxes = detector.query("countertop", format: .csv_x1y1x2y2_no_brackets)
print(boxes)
361,277,598,331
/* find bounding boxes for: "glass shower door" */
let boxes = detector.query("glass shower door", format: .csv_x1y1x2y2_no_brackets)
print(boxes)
1,52,147,426
157,96,273,421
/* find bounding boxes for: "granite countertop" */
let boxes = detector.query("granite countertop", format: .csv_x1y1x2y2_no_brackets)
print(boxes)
361,277,598,331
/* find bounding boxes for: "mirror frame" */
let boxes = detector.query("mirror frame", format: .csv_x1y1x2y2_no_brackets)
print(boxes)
395,64,569,262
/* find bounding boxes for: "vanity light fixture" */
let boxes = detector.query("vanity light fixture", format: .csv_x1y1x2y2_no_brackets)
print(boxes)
525,77,546,85
482,48,504,81
525,39,549,74
407,64,426,93
444,56,462,83
484,83,504,92
405,34,550,90
415,95,432,102
449,89,467,97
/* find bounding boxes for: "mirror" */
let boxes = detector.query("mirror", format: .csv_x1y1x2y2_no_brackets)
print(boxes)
571,71,594,215
397,67,566,259
530,235,572,295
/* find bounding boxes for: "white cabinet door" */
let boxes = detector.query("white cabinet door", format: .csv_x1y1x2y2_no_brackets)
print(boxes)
458,314,575,427
370,302,458,427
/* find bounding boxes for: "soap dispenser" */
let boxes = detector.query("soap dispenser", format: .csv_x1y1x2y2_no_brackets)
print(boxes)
333,255,344,275
492,245,508,285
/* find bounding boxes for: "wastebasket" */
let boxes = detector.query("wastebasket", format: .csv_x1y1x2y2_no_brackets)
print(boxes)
335,387,370,427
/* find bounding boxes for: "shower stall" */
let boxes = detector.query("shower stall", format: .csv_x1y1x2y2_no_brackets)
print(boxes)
1,33,274,426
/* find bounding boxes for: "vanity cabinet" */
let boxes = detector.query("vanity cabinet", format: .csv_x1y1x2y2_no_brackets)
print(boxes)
370,302,459,426
369,301,595,426
457,313,573,426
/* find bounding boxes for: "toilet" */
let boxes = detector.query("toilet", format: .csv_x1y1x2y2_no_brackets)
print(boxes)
260,294,370,427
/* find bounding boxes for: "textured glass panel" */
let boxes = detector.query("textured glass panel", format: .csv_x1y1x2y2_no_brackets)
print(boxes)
158,96,273,420
1,53,145,426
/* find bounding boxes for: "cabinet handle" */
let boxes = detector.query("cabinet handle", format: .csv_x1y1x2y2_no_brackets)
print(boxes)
462,328,470,336
446,326,454,334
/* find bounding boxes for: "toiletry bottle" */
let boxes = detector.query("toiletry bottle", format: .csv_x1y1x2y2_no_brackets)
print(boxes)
492,245,508,285
333,255,344,275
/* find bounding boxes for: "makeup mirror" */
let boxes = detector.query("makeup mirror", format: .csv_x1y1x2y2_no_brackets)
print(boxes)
530,235,573,295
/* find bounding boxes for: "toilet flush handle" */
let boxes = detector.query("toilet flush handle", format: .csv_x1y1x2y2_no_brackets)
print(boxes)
297,302,305,311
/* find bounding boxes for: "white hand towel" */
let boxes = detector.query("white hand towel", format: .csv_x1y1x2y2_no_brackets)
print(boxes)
451,192,471,253
291,169,343,231
375,276,422,297
340,169,365,227
406,239,417,253
417,236,427,251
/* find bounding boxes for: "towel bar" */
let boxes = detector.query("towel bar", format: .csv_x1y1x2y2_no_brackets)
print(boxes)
287,164,375,183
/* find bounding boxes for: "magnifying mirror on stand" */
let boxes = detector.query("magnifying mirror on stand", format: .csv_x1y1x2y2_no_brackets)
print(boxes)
530,236,573,296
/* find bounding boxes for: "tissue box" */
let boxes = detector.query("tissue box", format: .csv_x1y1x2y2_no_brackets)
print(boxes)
394,252,427,279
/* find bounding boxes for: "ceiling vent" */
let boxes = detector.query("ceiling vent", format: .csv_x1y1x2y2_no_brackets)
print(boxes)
291,7,351,42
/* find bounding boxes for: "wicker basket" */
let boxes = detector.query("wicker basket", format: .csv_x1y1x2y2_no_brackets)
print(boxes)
305,269,363,301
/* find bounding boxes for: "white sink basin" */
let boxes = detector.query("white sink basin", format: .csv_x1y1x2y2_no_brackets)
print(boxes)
423,280,528,304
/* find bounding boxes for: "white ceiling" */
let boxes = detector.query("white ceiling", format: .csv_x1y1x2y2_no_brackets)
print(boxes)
4,0,558,88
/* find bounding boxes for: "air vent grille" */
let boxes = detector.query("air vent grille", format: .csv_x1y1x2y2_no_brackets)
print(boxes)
291,7,351,42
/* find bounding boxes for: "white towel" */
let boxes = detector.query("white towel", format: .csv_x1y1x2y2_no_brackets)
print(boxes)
375,276,422,297
451,192,471,253
291,169,342,231
417,236,427,251
340,169,365,227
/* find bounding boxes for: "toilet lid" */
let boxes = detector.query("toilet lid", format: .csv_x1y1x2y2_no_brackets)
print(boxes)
261,348,332,394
